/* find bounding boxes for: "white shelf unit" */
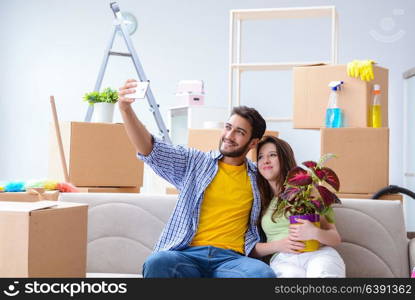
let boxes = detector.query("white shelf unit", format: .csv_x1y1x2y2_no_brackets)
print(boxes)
228,6,339,122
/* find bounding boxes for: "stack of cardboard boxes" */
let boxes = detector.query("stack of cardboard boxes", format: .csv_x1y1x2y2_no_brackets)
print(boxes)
0,122,145,277
293,64,400,200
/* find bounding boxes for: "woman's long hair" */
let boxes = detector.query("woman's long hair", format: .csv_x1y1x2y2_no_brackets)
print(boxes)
256,136,297,220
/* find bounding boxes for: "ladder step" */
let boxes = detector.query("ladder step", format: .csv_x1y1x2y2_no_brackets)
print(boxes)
109,51,132,57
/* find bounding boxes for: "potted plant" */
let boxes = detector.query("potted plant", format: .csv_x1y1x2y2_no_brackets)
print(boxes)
83,87,119,123
273,153,341,252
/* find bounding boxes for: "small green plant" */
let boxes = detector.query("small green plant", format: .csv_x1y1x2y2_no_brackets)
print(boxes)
100,87,119,104
83,87,119,105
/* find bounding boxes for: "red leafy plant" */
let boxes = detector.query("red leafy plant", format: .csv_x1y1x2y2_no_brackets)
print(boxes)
273,153,341,223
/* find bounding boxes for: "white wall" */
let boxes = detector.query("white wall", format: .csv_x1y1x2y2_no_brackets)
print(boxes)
1,0,414,195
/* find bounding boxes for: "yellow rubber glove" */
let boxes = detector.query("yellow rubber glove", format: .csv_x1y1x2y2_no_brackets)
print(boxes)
361,60,375,81
347,60,360,78
346,60,375,81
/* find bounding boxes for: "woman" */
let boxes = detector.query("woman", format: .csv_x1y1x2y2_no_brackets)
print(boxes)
251,135,345,278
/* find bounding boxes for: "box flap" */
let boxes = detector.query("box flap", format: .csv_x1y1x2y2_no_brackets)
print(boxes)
293,62,327,69
0,201,58,212
52,201,88,208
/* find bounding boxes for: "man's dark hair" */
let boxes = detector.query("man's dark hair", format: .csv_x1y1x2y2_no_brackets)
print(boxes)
231,106,266,140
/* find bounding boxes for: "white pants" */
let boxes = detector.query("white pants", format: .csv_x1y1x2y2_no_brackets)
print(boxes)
270,246,346,278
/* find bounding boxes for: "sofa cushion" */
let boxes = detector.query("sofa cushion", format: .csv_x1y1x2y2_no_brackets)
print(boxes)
333,198,409,277
59,193,177,275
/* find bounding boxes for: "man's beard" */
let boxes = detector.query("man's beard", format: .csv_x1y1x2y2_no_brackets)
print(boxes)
219,138,251,158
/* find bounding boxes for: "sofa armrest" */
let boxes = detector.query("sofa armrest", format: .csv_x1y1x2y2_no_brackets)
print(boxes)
410,238,415,272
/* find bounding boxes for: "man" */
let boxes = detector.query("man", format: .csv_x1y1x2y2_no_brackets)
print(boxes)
118,79,275,278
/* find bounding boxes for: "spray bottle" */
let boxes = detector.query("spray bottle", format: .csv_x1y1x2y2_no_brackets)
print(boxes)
370,84,382,128
325,81,344,128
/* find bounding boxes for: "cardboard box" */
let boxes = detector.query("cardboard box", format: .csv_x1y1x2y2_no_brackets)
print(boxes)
175,80,205,106
48,122,144,187
293,64,388,129
0,190,60,202
248,131,279,162
0,187,139,202
188,129,222,153
321,128,389,194
0,201,88,277
188,129,278,161
76,187,140,193
337,193,402,201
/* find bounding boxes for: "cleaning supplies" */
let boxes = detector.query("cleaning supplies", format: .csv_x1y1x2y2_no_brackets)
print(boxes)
325,81,344,128
370,84,382,128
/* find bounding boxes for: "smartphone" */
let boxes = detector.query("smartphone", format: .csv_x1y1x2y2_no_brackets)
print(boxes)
127,81,150,99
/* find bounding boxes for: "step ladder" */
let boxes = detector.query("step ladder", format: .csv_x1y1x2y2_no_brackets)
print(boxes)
84,2,172,144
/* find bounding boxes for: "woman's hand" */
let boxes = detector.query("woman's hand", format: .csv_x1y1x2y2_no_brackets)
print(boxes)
289,219,319,241
276,237,305,254
251,236,306,257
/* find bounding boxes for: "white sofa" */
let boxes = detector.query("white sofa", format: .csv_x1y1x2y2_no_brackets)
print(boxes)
59,193,415,278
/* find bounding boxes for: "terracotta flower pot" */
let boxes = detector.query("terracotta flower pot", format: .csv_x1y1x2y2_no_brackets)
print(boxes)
289,214,321,252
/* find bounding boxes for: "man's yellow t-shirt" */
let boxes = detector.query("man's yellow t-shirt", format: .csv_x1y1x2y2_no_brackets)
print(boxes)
190,160,253,254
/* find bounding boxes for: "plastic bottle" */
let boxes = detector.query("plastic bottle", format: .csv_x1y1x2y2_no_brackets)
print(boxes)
325,81,344,128
370,84,382,128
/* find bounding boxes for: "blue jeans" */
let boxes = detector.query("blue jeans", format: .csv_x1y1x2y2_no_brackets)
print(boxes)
143,246,276,278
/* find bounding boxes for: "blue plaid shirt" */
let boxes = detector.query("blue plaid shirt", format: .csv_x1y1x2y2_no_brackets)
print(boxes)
137,136,262,256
